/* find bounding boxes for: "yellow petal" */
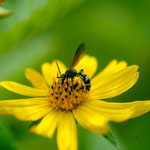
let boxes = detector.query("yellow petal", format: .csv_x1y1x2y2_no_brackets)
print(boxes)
25,68,48,90
0,98,51,121
0,81,48,97
30,110,59,138
84,100,132,122
75,55,98,78
73,105,109,135
90,65,139,100
92,60,127,84
57,112,77,150
42,60,67,85
85,99,150,122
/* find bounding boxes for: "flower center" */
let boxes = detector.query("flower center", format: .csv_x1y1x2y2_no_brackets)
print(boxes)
48,77,89,111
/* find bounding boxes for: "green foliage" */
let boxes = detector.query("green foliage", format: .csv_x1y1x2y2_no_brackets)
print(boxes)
0,0,12,17
0,0,150,150
0,119,17,150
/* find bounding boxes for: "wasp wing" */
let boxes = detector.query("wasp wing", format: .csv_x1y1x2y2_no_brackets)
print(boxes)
70,43,86,69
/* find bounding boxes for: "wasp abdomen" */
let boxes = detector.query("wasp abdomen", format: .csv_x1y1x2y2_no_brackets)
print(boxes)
78,70,91,91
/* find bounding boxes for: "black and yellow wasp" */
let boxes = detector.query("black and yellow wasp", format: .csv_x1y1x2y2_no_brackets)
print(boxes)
57,43,91,91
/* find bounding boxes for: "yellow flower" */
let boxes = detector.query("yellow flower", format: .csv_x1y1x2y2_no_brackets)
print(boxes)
0,55,150,150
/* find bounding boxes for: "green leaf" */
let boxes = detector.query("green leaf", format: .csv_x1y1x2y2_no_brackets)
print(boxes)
88,132,118,150
104,132,119,149
0,0,84,53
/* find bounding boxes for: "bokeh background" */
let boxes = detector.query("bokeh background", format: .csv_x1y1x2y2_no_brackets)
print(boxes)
0,0,150,150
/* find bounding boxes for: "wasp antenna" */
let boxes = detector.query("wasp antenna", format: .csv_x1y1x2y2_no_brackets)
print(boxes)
57,72,61,78
56,61,61,76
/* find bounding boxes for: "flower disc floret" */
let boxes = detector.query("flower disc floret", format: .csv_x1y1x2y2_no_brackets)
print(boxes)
48,77,89,111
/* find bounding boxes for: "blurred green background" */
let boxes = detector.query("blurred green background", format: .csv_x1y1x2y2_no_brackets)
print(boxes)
0,0,150,149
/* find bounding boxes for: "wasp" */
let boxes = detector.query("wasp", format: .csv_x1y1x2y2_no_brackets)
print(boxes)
56,43,91,91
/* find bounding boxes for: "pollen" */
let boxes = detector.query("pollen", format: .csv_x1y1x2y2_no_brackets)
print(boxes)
48,77,89,111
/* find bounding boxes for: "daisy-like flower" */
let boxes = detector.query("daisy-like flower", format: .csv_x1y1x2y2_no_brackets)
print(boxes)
0,46,150,150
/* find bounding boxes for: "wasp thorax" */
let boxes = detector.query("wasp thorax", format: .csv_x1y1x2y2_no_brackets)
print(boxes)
48,77,89,111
